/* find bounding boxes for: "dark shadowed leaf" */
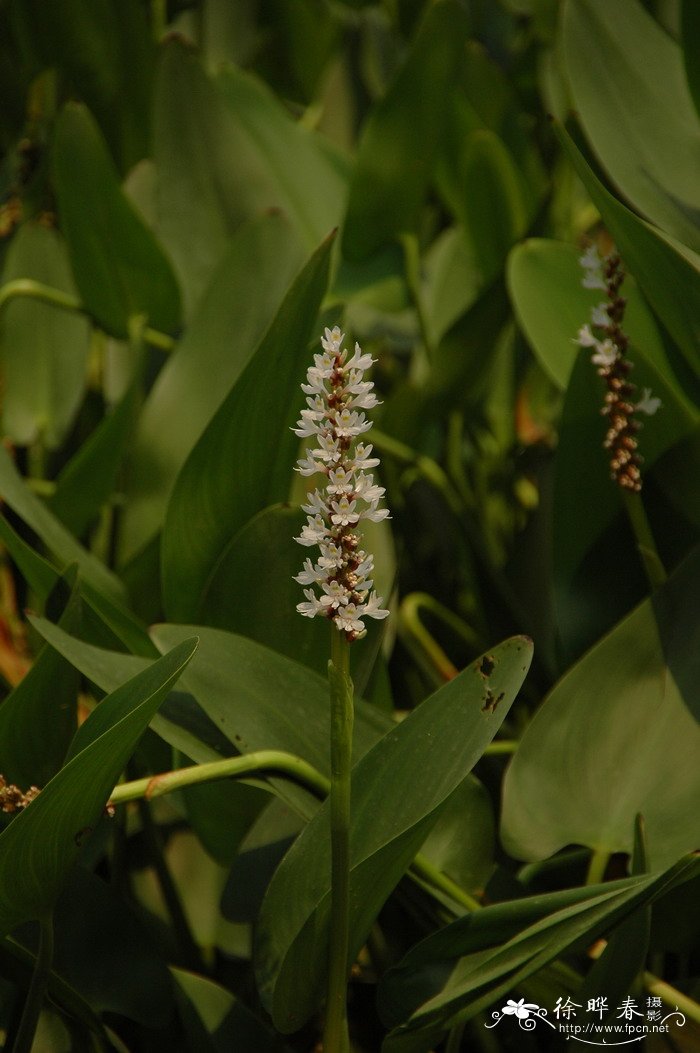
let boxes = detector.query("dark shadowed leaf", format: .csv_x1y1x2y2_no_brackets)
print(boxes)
0,638,197,936
52,103,181,338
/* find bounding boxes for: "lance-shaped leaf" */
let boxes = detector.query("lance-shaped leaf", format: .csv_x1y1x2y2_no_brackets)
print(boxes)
52,102,181,338
161,231,335,621
381,855,700,1052
342,0,469,261
0,569,80,788
0,637,197,936
29,619,392,817
120,211,305,563
0,444,125,605
254,637,533,1033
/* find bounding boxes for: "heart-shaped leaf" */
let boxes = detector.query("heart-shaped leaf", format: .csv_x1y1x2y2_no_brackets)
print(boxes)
501,545,700,871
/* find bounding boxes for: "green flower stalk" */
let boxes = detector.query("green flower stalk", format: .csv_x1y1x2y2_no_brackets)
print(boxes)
293,327,390,1050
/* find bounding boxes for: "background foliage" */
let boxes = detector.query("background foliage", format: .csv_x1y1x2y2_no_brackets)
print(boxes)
0,0,697,1050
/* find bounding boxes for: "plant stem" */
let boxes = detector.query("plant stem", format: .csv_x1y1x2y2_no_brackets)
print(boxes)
586,848,611,886
623,491,666,589
410,855,481,912
323,628,354,1053
11,912,53,1053
109,749,330,806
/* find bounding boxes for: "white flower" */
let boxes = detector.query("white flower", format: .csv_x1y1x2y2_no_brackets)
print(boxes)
591,338,618,368
294,558,326,585
364,592,390,619
320,580,351,609
576,324,598,348
301,490,328,516
334,602,365,635
580,245,606,290
327,466,354,495
297,588,325,618
330,496,360,527
334,408,371,439
636,388,662,415
293,329,390,640
296,514,330,546
591,302,610,328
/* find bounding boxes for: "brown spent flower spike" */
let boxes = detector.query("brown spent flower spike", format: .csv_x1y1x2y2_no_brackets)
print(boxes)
576,246,661,493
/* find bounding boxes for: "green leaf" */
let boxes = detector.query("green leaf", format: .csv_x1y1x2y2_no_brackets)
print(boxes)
501,546,700,871
381,856,700,1050
173,968,293,1053
556,123,700,375
0,637,197,936
342,0,469,261
418,777,495,897
421,227,481,348
215,64,347,249
506,239,674,392
161,231,335,621
576,818,651,1023
119,211,305,562
15,865,175,1026
52,102,181,338
28,616,220,767
450,130,528,283
29,619,392,816
681,0,700,120
0,223,90,448
153,40,346,316
49,374,139,538
149,623,391,814
378,876,643,1028
6,0,152,171
0,443,125,604
562,0,700,254
0,569,79,787
0,514,60,603
254,636,533,1033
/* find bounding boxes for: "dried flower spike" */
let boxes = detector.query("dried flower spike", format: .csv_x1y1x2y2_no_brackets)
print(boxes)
0,773,40,813
293,327,390,641
576,246,661,493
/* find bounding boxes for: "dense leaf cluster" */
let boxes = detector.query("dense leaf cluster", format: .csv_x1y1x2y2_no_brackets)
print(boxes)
0,1,697,1051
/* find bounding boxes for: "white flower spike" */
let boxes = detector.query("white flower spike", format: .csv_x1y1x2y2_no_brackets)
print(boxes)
294,327,390,641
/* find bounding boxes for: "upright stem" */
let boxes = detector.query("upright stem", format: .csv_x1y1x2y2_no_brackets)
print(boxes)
622,491,666,589
12,912,54,1053
323,628,354,1053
